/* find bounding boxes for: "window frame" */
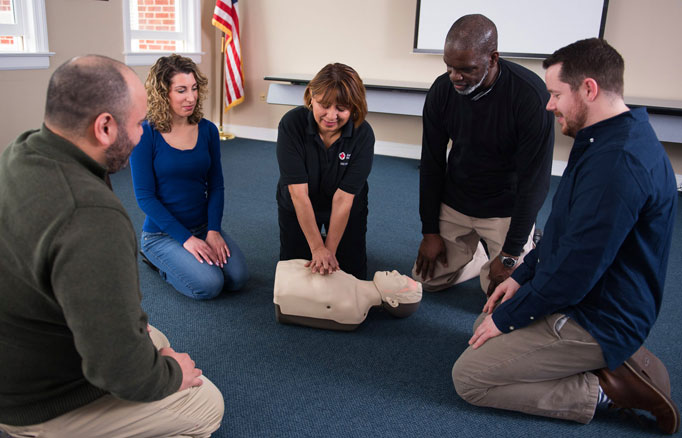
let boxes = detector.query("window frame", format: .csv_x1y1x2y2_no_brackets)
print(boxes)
121,0,202,66
0,0,53,71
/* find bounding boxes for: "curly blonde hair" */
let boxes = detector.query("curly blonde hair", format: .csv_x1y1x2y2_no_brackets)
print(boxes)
145,54,208,132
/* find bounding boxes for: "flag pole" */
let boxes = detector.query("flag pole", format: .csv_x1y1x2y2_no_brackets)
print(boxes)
218,36,235,141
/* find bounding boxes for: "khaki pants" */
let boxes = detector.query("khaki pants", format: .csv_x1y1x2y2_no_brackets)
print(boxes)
0,326,224,438
452,313,607,424
412,203,534,293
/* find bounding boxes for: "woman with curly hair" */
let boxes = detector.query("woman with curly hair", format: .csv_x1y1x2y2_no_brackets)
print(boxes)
276,63,374,280
131,54,248,299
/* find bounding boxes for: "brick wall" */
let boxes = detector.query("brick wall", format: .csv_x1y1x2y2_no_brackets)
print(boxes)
135,0,177,51
0,0,15,50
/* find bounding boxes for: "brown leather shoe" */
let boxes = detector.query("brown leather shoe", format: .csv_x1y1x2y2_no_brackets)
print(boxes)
627,346,671,396
595,358,679,434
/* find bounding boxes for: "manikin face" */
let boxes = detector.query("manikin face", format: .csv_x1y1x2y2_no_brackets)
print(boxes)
105,73,147,173
443,44,491,96
545,63,588,138
373,271,422,304
311,94,351,137
168,72,198,119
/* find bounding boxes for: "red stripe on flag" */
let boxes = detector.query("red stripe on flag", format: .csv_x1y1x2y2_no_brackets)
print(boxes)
212,0,244,109
226,45,241,94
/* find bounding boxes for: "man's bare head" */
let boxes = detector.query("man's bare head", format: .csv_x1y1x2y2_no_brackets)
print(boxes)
44,55,147,172
443,14,499,95
44,55,134,137
445,14,497,57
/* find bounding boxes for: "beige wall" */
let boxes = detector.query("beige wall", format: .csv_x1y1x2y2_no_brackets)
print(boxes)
1,0,681,172
1,0,122,150
224,0,682,170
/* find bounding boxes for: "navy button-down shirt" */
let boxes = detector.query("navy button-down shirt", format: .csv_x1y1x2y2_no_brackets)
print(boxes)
493,108,677,369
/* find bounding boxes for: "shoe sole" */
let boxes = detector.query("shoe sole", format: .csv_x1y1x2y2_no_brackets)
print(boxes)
139,251,160,273
623,360,680,434
626,346,671,396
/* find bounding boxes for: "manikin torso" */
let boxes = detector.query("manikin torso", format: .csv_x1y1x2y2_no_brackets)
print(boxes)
274,259,422,331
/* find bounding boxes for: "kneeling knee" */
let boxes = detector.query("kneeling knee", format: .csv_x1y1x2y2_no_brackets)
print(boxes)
190,377,225,436
203,378,226,431
225,266,249,292
191,275,224,300
452,359,486,406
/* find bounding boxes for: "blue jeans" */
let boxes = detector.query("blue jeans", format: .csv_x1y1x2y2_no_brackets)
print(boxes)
141,225,248,299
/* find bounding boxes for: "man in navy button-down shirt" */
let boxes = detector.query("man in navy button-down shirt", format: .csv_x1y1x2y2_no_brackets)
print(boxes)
452,38,679,434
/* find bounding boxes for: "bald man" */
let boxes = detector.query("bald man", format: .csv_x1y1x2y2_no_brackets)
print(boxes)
413,14,554,296
0,56,223,438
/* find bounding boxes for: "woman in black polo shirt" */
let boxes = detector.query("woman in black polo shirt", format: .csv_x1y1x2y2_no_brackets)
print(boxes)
276,63,375,279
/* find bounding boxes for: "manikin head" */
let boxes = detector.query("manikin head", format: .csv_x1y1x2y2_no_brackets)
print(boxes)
373,271,422,318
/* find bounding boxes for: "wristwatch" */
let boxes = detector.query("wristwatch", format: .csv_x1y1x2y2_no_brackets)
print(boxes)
499,254,518,269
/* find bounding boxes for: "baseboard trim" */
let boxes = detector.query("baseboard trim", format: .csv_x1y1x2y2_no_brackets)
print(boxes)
374,141,421,160
223,124,277,142
222,124,681,185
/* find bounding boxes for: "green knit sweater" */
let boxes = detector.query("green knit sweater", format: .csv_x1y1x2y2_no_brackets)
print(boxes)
0,126,182,426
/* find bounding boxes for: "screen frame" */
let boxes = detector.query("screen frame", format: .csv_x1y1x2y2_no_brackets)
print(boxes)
413,0,609,59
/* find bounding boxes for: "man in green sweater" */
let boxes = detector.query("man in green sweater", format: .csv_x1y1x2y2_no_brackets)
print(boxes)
0,55,224,437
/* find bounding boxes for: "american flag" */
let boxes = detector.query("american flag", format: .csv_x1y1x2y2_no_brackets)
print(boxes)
212,0,244,109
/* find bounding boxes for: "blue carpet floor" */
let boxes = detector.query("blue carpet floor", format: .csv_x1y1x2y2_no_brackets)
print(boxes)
106,137,682,438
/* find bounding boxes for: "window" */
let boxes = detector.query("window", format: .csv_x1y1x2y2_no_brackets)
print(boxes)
122,0,201,66
0,0,52,70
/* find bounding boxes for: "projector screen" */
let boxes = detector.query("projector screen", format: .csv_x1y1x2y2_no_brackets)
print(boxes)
414,0,608,58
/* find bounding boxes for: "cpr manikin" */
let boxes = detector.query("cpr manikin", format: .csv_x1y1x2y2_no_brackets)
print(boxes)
274,259,423,331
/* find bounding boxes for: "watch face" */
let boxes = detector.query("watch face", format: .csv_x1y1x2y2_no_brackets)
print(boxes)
502,257,516,268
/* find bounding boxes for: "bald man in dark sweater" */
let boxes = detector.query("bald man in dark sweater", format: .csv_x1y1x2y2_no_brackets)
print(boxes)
413,14,554,295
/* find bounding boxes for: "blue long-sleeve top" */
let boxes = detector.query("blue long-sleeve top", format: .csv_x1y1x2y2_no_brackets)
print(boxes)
130,119,225,244
492,108,677,370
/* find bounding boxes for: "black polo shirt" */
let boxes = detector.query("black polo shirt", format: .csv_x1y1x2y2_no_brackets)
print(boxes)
276,106,374,214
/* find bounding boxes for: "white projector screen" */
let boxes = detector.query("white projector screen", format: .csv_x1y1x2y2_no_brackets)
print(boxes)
414,0,608,58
